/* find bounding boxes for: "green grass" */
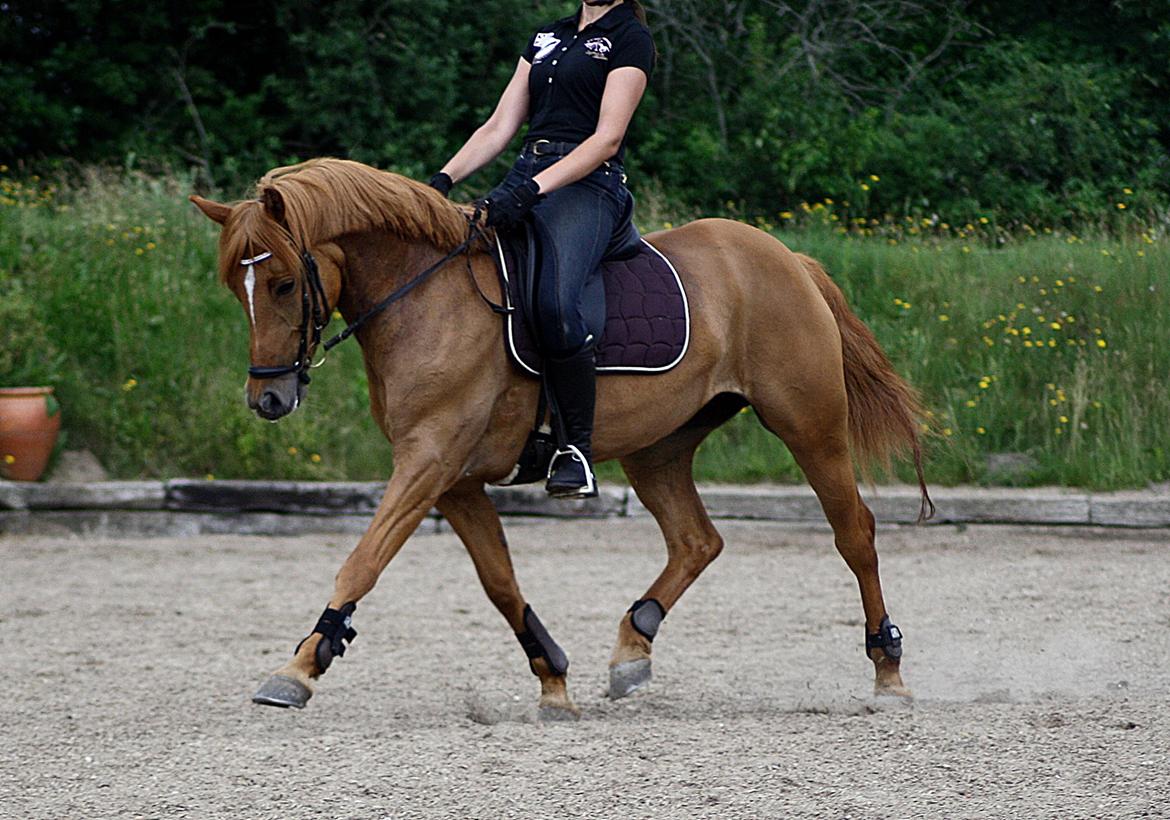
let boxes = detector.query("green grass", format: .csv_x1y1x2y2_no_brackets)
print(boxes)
3,169,1167,488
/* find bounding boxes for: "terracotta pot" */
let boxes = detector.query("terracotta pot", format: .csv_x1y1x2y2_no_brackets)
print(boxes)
0,387,62,481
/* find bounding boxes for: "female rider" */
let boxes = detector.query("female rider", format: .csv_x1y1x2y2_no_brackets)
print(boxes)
427,0,655,499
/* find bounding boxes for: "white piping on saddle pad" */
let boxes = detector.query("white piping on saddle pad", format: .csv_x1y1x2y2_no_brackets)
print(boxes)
240,251,273,326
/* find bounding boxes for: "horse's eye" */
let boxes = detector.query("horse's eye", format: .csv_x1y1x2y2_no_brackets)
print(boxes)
274,279,296,297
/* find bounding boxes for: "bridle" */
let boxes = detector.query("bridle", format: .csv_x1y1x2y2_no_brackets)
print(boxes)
243,206,501,385
244,249,331,384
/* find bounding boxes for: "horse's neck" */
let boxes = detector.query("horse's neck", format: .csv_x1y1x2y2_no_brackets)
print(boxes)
335,231,499,361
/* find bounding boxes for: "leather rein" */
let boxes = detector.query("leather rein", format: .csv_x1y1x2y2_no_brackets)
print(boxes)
244,206,504,384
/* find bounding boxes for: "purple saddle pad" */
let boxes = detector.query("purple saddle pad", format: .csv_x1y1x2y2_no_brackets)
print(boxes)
496,237,690,376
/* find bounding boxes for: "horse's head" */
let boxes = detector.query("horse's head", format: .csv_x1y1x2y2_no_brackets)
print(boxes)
190,190,343,421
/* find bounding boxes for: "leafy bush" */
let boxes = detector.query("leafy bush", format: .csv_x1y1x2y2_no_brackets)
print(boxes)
0,267,63,387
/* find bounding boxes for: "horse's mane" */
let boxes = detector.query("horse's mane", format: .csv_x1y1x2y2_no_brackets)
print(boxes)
218,158,474,282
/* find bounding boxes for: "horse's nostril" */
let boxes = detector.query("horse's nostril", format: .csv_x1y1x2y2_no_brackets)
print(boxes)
258,390,282,415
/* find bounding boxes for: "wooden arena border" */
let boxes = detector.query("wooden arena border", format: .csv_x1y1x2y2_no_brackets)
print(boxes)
1,480,1169,536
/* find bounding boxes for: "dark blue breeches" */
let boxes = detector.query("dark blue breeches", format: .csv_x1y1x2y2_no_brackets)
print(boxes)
496,150,639,357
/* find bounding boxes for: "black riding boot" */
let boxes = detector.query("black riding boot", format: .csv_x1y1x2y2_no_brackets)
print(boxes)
545,347,598,499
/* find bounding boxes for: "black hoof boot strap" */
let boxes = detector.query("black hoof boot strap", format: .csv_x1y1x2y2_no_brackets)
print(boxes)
628,599,666,642
515,605,569,677
865,615,903,661
297,602,358,674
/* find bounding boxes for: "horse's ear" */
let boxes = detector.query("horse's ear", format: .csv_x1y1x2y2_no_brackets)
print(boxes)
189,195,231,225
260,186,286,225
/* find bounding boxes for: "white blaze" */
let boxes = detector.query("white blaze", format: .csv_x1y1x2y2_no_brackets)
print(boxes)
239,251,272,328
245,266,257,325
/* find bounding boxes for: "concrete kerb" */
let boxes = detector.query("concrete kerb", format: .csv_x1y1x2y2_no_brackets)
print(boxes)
1,480,1168,536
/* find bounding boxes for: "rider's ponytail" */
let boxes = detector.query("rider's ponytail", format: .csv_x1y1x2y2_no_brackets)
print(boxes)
627,0,649,28
626,0,656,63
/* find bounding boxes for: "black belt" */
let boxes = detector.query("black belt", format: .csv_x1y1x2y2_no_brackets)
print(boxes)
524,139,581,157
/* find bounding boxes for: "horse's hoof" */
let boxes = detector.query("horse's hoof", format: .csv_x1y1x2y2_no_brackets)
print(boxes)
874,683,914,701
252,674,313,709
608,658,652,699
538,703,581,722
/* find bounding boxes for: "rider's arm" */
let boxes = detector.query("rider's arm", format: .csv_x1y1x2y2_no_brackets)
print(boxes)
440,59,531,184
531,66,648,195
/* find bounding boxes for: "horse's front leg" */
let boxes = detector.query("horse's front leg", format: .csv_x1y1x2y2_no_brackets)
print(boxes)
436,481,578,720
252,457,448,709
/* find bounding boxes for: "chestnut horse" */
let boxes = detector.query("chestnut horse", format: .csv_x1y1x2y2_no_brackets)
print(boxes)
191,158,930,718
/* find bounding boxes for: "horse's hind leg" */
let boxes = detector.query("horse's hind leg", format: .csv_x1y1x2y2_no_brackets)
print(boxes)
436,481,578,720
609,427,725,699
752,394,910,698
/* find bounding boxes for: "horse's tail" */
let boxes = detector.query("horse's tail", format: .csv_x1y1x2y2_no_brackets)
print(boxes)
796,253,935,522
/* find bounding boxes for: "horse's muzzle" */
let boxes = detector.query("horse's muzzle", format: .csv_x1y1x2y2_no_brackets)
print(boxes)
246,374,304,421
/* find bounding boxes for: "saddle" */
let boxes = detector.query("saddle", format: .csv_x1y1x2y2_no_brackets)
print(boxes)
487,223,690,487
492,225,690,376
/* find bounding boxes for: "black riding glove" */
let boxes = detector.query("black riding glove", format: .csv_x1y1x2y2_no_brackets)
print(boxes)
485,178,543,228
427,172,454,198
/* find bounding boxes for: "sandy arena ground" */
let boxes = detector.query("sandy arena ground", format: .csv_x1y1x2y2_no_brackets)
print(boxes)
2,517,1168,818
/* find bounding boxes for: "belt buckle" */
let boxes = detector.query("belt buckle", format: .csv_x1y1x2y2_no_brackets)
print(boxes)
532,139,552,156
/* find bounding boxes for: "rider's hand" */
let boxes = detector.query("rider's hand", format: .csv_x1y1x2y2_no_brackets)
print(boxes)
484,178,543,228
427,172,454,197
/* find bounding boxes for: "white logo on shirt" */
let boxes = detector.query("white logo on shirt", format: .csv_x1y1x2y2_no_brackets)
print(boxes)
584,36,612,60
533,32,560,63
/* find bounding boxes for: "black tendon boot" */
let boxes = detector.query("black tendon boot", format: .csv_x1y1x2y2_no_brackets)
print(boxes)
545,347,599,499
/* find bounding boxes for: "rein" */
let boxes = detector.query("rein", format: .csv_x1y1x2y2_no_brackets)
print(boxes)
245,206,506,384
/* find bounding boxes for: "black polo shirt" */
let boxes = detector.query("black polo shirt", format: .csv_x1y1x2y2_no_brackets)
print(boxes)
521,3,654,162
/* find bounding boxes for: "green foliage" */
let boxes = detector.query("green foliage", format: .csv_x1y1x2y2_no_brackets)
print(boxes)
0,269,63,386
3,1,1170,223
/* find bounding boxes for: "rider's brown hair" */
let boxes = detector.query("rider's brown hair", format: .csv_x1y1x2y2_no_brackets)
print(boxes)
626,1,656,63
